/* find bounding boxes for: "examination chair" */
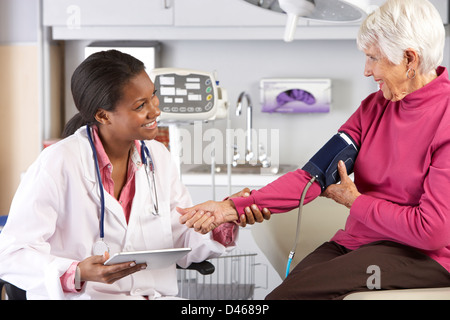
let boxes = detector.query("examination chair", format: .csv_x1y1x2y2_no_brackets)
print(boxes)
250,197,450,300
0,261,214,300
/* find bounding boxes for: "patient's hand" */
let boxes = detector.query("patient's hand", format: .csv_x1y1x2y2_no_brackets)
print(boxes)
240,205,271,227
177,200,238,234
229,187,271,227
322,160,361,209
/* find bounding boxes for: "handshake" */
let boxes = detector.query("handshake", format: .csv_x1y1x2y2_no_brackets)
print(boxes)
176,188,271,234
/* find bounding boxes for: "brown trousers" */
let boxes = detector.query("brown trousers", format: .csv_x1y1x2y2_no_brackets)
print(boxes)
266,241,450,300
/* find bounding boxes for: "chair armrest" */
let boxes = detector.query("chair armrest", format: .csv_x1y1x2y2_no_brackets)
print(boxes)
176,261,215,275
0,279,26,300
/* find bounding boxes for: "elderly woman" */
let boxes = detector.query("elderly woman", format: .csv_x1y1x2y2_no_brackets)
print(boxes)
178,0,450,299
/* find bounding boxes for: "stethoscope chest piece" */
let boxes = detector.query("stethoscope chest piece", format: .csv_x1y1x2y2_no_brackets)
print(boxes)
93,239,110,256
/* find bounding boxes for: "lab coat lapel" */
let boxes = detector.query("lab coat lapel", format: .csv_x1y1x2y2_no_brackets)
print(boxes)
130,147,174,251
126,165,152,249
103,189,127,227
77,127,127,229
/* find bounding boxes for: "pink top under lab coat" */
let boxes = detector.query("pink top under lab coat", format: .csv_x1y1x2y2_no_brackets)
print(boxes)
232,66,450,273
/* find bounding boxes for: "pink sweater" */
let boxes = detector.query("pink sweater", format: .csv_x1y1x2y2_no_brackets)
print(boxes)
232,67,450,273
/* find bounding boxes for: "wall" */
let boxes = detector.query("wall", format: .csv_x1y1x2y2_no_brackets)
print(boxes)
0,0,65,216
0,0,40,215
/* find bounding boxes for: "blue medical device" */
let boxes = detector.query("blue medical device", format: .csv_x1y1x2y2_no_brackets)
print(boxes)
302,132,358,191
286,131,358,277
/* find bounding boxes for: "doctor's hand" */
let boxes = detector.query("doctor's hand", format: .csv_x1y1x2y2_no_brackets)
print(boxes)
78,252,146,285
177,200,238,234
321,160,361,209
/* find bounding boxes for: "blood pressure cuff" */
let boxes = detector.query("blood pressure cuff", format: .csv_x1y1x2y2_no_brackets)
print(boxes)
302,132,358,191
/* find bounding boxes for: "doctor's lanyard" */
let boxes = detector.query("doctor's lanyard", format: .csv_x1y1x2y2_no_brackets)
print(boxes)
86,125,159,256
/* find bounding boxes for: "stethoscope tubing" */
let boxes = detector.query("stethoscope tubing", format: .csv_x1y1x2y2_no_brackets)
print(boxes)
141,141,159,216
86,125,106,239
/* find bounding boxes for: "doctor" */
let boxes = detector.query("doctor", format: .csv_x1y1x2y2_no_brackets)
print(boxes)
0,50,237,299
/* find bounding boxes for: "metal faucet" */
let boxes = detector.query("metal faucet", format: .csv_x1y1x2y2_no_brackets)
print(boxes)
236,91,254,162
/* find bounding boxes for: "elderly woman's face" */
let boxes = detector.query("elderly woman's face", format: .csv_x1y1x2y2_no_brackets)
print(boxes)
363,45,409,101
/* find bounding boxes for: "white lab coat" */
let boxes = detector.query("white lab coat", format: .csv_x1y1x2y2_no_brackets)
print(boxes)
0,127,233,299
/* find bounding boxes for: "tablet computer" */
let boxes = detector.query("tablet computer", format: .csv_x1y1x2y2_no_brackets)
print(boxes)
104,248,191,270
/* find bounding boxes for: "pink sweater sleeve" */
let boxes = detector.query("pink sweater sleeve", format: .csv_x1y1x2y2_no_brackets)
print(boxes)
229,95,367,217
231,169,322,215
350,193,450,251
230,103,365,217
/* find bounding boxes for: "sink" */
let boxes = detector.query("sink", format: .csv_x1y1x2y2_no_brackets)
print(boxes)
184,163,298,176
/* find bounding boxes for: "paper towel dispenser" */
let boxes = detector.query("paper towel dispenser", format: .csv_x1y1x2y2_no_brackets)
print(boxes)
260,78,331,113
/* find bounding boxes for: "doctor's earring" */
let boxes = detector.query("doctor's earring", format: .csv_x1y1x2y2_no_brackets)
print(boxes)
406,68,416,80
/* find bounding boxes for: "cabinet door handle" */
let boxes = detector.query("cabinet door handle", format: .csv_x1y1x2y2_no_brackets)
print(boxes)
164,0,172,9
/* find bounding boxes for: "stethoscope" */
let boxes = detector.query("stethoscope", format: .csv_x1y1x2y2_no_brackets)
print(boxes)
86,125,159,255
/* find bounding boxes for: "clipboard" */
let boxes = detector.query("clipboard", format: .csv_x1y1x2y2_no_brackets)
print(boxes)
104,248,192,270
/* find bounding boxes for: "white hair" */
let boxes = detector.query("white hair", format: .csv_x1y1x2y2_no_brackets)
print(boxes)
357,0,445,75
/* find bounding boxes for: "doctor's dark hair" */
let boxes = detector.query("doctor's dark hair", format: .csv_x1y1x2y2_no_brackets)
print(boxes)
61,50,145,138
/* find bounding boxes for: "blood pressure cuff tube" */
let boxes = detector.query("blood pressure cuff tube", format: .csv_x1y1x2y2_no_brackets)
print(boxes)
302,132,358,191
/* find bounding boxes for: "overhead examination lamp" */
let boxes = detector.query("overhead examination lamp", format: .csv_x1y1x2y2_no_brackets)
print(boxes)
243,0,366,42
